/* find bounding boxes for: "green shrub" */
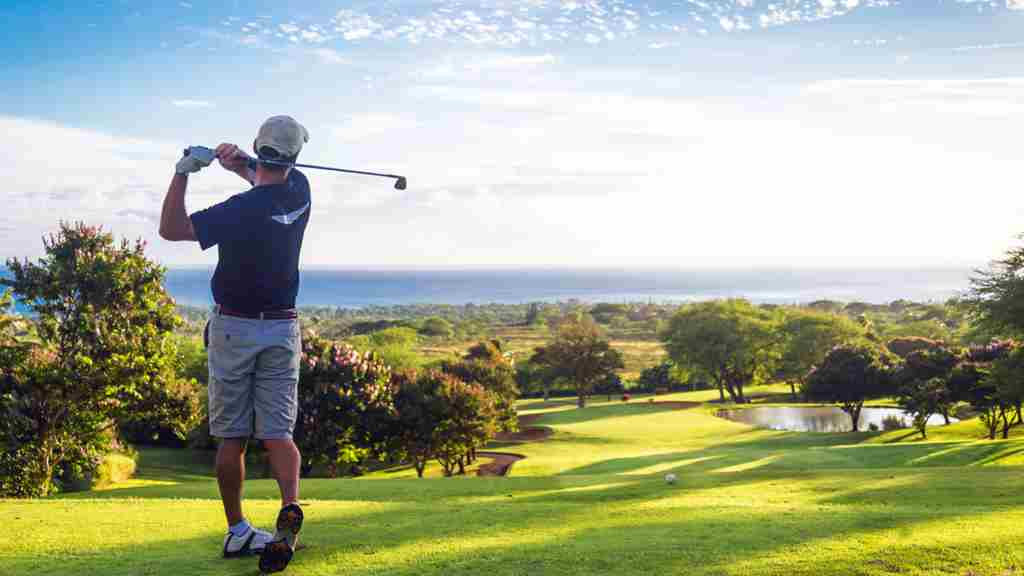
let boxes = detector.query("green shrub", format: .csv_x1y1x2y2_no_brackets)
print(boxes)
63,452,138,492
0,223,200,496
419,317,454,338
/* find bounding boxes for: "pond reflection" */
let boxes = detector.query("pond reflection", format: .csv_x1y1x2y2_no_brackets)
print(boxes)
717,406,953,433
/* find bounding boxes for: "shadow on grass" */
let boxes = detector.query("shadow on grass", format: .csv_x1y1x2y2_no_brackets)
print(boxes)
22,467,1024,576
554,433,1024,477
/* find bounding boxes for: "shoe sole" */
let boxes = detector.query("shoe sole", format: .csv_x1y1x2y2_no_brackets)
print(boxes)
258,504,304,574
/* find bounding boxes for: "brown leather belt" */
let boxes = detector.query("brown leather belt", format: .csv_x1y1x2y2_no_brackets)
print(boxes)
217,306,298,320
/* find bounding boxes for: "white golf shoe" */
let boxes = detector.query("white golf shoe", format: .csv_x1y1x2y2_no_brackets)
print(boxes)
223,525,274,558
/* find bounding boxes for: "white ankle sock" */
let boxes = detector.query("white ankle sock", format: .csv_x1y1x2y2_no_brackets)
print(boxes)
229,519,251,537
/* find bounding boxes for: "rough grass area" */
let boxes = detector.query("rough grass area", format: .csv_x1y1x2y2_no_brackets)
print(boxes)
417,325,666,380
5,393,1024,575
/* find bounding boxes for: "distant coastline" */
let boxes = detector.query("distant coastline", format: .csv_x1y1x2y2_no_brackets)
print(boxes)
2,266,977,312
160,267,974,309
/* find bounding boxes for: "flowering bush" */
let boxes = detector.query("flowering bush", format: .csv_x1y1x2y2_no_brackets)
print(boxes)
966,339,1017,363
293,332,396,477
391,369,498,477
439,340,518,433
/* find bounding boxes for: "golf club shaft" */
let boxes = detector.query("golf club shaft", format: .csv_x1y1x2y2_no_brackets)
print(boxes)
258,158,402,181
182,146,407,189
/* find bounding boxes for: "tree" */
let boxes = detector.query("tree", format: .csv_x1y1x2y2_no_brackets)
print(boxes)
0,290,15,344
464,340,506,364
390,370,498,477
637,361,684,393
294,334,396,477
979,347,1024,439
660,300,778,403
897,378,951,439
515,360,557,402
776,309,865,400
530,316,623,408
595,373,624,401
525,303,543,326
803,344,897,432
391,371,443,478
433,376,496,476
419,317,454,338
590,303,630,325
0,223,200,496
896,346,962,424
349,327,422,370
965,235,1024,338
440,340,518,433
885,337,945,359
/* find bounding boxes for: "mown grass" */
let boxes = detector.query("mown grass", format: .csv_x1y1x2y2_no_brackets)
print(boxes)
5,394,1024,575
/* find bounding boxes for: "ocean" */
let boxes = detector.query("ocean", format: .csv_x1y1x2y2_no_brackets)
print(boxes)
161,267,976,309
2,267,976,312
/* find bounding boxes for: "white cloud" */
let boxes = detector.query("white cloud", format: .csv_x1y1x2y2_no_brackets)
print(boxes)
0,116,242,262
171,99,215,109
300,29,327,43
803,78,1024,117
309,48,348,64
954,41,1024,53
463,53,555,71
330,114,418,142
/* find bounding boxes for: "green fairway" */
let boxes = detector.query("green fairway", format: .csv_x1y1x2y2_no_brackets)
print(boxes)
5,394,1024,575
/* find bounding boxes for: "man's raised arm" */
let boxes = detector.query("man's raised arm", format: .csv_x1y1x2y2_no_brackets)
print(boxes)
159,148,215,241
159,172,196,241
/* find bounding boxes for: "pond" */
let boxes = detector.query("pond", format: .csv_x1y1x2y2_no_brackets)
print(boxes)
716,406,954,433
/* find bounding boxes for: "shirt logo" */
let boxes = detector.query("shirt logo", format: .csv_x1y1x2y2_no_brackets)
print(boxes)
271,202,309,225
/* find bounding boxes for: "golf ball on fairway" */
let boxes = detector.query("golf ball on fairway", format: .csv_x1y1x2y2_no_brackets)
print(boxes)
665,473,677,485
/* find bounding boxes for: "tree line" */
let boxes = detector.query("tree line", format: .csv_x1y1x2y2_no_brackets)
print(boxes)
0,223,521,496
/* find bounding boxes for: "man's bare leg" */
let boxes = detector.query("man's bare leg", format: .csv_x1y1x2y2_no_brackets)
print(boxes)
258,439,304,573
216,438,247,526
263,439,300,505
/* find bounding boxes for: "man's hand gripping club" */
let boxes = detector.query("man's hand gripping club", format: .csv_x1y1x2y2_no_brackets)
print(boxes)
161,143,252,242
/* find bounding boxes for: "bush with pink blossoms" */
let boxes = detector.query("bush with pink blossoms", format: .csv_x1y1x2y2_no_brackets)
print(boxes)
293,332,396,477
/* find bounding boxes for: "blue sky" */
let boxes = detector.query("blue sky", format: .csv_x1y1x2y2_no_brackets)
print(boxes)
2,1,1023,268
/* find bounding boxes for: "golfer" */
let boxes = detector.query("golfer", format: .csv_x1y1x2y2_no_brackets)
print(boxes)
158,116,311,574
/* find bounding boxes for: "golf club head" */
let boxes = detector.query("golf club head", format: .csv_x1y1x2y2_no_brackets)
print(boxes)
395,177,408,190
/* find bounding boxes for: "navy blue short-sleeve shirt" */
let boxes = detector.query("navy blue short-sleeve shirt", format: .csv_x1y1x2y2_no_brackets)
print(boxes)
190,169,311,313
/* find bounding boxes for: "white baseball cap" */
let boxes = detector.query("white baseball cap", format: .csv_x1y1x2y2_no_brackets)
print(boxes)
254,115,309,159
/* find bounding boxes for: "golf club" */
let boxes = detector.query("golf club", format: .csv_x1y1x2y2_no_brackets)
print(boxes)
183,145,408,190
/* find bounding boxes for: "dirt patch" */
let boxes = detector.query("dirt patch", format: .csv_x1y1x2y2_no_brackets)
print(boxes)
475,452,525,477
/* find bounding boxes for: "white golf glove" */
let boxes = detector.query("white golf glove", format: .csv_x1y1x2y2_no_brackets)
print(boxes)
176,146,216,175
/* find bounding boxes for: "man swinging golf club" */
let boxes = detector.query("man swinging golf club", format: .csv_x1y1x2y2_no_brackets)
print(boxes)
159,115,310,574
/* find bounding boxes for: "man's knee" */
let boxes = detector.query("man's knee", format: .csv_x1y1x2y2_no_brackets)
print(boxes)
218,437,248,456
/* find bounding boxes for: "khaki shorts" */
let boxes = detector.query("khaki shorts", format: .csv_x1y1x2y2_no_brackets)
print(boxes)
207,313,301,440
